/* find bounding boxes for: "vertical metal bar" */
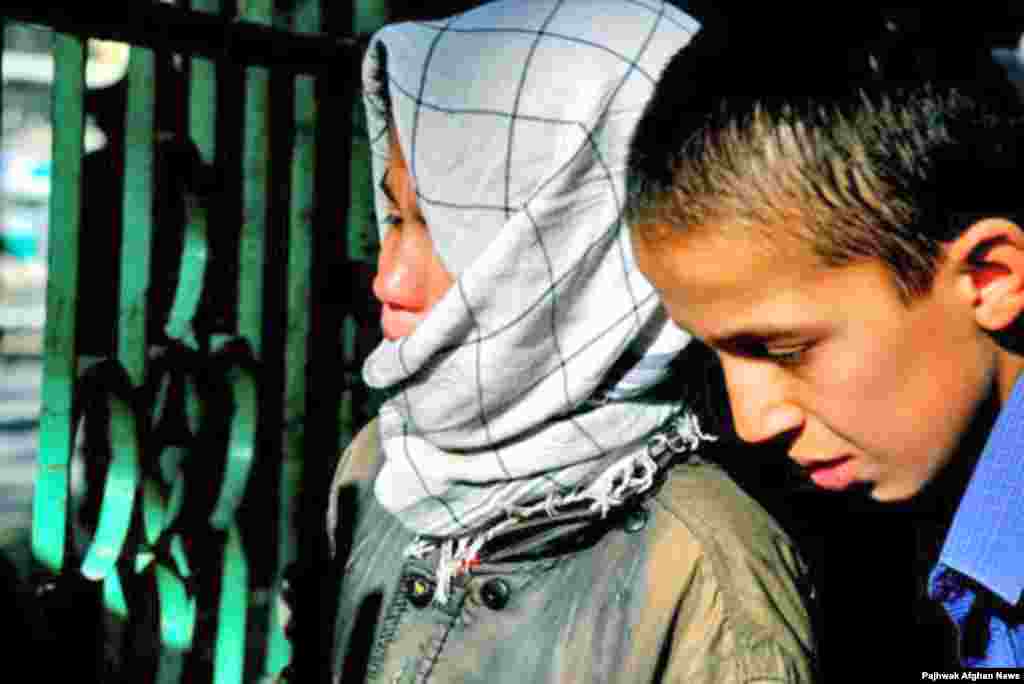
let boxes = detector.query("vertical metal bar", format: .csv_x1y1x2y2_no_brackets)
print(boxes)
263,1,321,676
119,46,157,384
238,0,272,355
340,0,391,446
210,4,274,681
188,0,220,164
355,0,390,37
213,524,249,684
347,0,388,265
32,33,86,573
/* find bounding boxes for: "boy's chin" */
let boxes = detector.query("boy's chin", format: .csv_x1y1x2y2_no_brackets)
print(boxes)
811,478,918,512
864,479,920,503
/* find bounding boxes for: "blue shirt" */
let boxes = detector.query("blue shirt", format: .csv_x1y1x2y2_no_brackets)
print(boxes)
927,375,1024,667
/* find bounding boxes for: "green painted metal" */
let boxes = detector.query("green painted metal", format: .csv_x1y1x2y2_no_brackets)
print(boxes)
104,47,203,683
163,192,209,350
157,648,188,684
156,559,196,649
154,535,196,682
236,2,276,681
79,379,140,581
2,4,355,73
208,339,258,530
19,1,372,680
161,0,220,352
104,569,130,619
142,479,168,545
119,46,157,385
32,33,85,573
239,61,271,355
355,0,391,33
349,0,389,265
264,1,323,676
189,0,220,164
213,524,249,684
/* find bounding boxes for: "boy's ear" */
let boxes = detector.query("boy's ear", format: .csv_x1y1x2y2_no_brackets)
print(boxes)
947,218,1024,333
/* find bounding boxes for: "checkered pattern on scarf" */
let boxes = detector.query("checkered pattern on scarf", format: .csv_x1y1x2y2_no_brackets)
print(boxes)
361,0,701,537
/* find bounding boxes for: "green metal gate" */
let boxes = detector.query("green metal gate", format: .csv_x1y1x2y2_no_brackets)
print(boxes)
2,1,388,681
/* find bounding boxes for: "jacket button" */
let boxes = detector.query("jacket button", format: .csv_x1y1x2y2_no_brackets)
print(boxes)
480,578,511,610
406,576,434,608
623,507,648,533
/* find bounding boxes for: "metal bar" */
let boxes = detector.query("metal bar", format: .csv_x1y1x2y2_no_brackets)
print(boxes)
208,346,258,529
264,2,321,676
1,3,358,74
238,6,272,355
32,33,86,572
214,4,275,682
118,46,157,385
338,0,389,442
162,192,209,349
355,0,390,33
189,0,220,164
213,524,249,684
79,384,140,581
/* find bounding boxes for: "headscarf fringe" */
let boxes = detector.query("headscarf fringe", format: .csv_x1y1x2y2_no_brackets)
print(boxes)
408,411,715,606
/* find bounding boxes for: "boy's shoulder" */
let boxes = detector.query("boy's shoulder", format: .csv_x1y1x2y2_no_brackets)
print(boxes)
651,450,798,566
642,449,817,679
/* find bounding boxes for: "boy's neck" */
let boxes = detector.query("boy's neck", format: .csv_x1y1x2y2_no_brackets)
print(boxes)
905,384,1003,566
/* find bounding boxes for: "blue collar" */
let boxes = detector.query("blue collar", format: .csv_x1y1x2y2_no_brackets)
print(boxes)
930,374,1024,607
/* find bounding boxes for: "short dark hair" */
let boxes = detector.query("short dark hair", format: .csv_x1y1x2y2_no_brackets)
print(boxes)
626,13,1024,301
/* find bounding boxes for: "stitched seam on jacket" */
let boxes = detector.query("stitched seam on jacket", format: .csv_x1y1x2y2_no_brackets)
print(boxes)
366,576,413,682
651,477,810,677
415,610,460,684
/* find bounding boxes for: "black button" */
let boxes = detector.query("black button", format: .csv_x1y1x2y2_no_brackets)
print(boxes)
480,578,511,610
624,507,648,533
406,576,434,608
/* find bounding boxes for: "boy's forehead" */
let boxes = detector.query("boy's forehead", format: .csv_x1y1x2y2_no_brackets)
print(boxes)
633,218,814,289
632,219,843,338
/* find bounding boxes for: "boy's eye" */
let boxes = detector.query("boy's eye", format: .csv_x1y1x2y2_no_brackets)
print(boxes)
726,337,811,367
764,345,809,366
382,213,403,227
719,334,818,368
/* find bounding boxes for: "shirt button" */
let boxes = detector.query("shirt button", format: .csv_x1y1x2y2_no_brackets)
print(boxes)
623,507,648,533
406,576,434,608
481,578,511,610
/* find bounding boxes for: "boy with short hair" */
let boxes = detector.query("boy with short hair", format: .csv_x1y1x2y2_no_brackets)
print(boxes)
625,18,1024,668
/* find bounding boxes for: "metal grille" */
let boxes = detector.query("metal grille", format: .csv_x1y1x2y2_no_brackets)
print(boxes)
1,1,382,681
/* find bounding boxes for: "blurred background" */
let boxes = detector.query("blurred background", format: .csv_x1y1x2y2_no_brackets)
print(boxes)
1,22,124,578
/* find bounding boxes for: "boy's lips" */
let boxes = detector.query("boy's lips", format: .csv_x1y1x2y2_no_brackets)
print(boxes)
800,455,858,491
380,303,424,341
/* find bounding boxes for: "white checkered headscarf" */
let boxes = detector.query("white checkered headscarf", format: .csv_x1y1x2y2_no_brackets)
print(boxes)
362,0,701,537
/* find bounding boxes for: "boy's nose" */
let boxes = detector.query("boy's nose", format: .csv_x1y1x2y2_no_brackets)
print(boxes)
373,230,427,311
721,357,804,444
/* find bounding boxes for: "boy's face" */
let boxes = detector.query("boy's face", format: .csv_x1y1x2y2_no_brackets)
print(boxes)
373,130,455,340
633,222,997,501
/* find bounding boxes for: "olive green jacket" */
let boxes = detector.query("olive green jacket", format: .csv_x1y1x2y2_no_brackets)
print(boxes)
327,420,818,683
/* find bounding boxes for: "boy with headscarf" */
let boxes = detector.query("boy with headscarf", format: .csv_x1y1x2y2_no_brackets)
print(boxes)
325,2,817,681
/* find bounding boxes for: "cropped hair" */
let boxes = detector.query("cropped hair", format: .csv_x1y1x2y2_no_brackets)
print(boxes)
626,13,1024,301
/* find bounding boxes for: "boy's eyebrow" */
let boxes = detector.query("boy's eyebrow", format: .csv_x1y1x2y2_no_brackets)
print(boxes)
708,324,810,347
